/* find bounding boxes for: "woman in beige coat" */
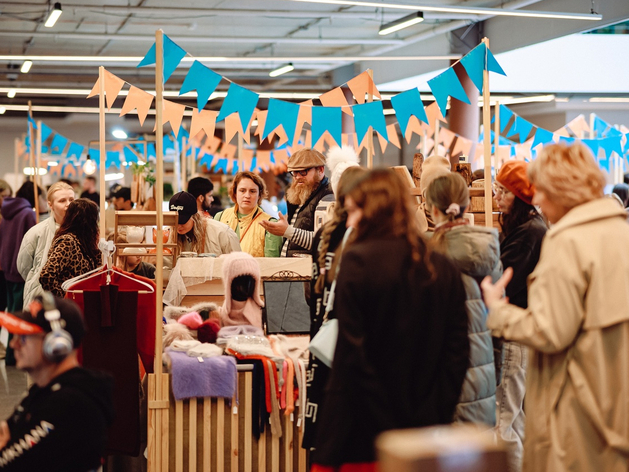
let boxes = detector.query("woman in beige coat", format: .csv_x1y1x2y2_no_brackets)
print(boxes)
481,143,629,472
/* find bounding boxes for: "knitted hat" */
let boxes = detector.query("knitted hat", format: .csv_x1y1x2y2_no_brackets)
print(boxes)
496,160,535,205
221,252,263,314
326,146,360,195
420,156,451,195
169,191,198,225
287,148,326,172
197,319,221,344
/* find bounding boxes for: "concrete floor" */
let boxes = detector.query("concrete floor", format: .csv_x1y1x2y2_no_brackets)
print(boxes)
0,362,29,420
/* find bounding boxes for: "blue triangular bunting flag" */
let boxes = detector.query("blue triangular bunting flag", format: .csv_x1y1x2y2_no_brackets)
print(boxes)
40,123,53,143
180,61,222,111
581,139,599,157
531,128,554,149
216,83,259,133
498,105,514,134
353,101,387,145
460,44,485,93
311,107,342,147
137,34,187,83
66,142,84,160
507,116,534,143
50,133,69,155
123,146,139,164
391,88,428,137
428,67,470,117
199,153,214,169
263,99,300,146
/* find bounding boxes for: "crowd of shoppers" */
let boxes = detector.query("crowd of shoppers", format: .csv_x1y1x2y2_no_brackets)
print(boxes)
1,141,628,472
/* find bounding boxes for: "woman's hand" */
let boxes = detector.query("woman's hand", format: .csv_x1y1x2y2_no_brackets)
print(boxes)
0,421,10,449
481,267,513,309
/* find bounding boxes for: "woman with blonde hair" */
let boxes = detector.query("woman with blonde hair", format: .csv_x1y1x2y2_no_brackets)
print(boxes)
482,143,629,472
425,172,501,427
312,168,469,471
215,171,282,257
17,181,75,306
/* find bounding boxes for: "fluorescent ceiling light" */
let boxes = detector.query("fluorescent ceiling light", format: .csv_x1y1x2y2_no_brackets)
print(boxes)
288,0,602,21
269,63,295,77
23,167,48,176
0,54,460,63
20,60,33,74
7,89,16,98
0,106,5,114
589,97,629,103
44,3,63,28
105,173,125,182
47,161,59,166
112,129,128,139
379,12,424,36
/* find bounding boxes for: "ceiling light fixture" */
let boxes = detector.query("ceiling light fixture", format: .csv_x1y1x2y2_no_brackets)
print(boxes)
105,173,125,182
0,106,5,114
379,12,424,36
20,60,33,74
44,3,63,28
269,63,295,78
289,0,602,21
112,128,128,139
23,167,48,176
7,89,16,98
83,155,96,175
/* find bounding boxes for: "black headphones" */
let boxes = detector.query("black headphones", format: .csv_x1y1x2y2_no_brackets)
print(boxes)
41,292,73,362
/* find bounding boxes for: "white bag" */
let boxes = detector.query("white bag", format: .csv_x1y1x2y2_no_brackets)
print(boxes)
308,318,338,368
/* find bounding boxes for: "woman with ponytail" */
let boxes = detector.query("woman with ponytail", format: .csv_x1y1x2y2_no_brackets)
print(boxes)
302,165,366,451
425,173,502,427
311,168,469,471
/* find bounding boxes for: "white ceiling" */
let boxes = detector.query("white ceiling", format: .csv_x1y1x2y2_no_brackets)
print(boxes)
1,0,626,120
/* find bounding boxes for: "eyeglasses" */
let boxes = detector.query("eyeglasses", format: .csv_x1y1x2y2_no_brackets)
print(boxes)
289,168,313,177
492,183,512,197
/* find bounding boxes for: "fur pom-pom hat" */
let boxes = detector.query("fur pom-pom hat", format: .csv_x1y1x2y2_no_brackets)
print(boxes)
221,252,263,314
326,146,360,196
420,156,451,196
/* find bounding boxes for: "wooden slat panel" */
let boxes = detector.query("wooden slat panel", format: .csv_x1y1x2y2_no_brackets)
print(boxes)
258,430,266,472
231,395,239,472
189,399,197,472
147,374,157,472
284,415,293,472
244,372,253,472
175,400,184,472
203,398,211,472
272,432,280,472
217,398,225,472
160,374,170,472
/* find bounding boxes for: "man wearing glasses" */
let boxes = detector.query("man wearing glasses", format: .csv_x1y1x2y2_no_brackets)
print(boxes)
0,295,113,471
261,148,333,257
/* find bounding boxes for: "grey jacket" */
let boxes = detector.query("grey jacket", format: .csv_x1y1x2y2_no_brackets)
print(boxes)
437,222,502,426
17,216,59,306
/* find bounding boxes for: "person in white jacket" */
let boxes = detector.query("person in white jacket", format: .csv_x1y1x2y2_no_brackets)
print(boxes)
17,181,75,307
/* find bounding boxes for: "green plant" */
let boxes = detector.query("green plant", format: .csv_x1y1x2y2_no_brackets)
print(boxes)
130,162,156,187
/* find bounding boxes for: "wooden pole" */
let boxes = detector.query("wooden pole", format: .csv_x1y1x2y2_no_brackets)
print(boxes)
27,102,39,223
98,66,106,240
181,136,187,191
434,119,440,157
34,119,42,223
494,101,500,168
482,38,493,228
367,69,374,169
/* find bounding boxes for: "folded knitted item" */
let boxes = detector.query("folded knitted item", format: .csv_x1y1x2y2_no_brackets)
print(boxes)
217,325,264,340
268,334,310,361
187,343,223,358
166,348,237,400
164,302,219,322
170,339,201,352
226,336,283,361
178,311,203,329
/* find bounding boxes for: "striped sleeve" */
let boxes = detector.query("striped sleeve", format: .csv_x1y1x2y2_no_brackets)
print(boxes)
289,227,314,252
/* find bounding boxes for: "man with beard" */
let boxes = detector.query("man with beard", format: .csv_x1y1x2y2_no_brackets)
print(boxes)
260,149,333,257
187,176,214,218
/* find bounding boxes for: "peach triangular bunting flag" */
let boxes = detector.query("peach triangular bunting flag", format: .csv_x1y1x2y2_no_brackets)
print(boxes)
304,130,312,148
219,143,237,160
377,132,388,153
87,79,99,99
190,109,217,140
204,136,222,154
120,86,154,127
439,128,456,148
274,149,290,166
405,116,424,143
565,114,590,138
386,123,401,149
452,135,472,158
319,88,352,116
254,110,268,138
256,150,272,171
158,99,186,138
104,70,125,110
347,71,381,104
294,101,313,143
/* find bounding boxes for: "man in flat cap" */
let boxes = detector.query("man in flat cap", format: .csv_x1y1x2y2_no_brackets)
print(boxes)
260,148,333,257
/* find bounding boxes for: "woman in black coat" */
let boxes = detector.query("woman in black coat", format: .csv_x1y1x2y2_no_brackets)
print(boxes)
312,168,470,470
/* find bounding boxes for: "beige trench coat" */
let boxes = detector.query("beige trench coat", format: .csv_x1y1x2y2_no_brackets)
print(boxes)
487,198,629,472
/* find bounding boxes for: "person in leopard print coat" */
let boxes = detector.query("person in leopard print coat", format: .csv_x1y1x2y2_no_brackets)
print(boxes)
40,198,102,297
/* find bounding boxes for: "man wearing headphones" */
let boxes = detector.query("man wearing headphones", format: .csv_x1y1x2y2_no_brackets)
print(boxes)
0,294,114,471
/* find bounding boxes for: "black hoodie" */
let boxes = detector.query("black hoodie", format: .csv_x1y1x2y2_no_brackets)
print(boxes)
0,367,114,472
